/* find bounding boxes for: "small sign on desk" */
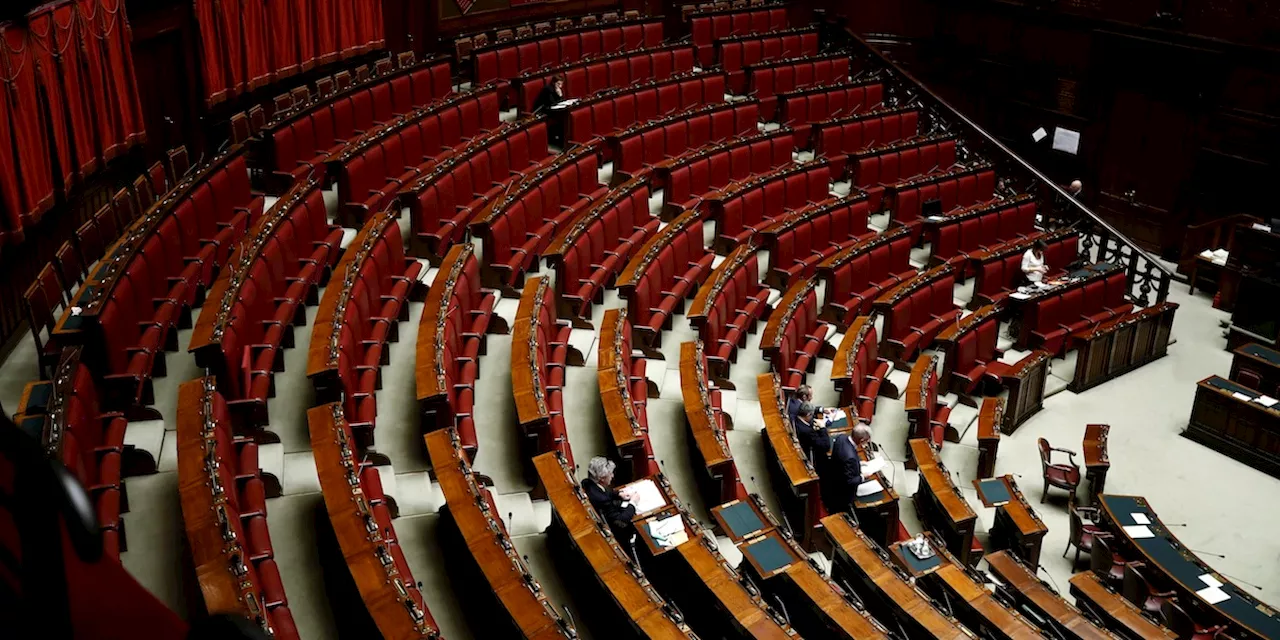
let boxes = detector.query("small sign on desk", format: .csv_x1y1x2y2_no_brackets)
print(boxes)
973,476,1015,507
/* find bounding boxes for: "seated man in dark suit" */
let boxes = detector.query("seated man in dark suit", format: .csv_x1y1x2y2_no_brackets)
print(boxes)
787,384,819,424
824,424,874,515
582,456,636,541
792,402,830,467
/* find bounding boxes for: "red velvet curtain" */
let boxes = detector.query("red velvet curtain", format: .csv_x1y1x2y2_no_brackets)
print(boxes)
0,21,56,244
28,2,99,182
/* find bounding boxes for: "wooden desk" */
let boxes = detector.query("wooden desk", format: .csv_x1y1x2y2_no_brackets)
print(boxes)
1069,302,1177,393
909,439,979,566
424,429,575,639
976,397,1003,479
1009,264,1122,350
1232,342,1280,397
985,552,1118,640
850,417,901,551
616,209,707,346
914,539,1044,640
600,309,656,482
1069,572,1178,640
823,514,976,639
1099,495,1280,640
999,350,1051,435
681,340,744,508
710,497,773,544
758,372,825,552
759,277,822,367
309,402,440,639
977,476,1048,568
670,536,797,639
935,302,1003,396
532,452,697,639
1186,375,1280,479
1082,424,1110,502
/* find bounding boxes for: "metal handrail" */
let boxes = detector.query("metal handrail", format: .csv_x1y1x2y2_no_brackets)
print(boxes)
840,27,1176,283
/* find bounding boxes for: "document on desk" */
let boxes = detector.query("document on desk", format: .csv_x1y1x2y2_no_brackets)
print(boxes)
860,456,886,477
1197,586,1230,605
1010,292,1031,300
622,478,667,515
1256,395,1278,408
1199,574,1224,589
648,514,688,549
1232,391,1254,402
1131,513,1150,525
856,479,885,497
1122,525,1155,539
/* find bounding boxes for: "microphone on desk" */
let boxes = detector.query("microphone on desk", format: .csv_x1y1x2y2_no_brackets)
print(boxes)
1218,572,1266,592
1187,548,1227,559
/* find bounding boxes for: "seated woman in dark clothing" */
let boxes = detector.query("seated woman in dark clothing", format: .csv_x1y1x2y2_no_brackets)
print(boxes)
582,456,636,541
533,75,567,114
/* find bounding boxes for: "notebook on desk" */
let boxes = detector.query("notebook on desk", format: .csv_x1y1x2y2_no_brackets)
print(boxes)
621,478,667,515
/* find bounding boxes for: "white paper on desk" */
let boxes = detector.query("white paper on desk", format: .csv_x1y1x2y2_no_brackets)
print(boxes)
1255,395,1278,408
1131,513,1150,525
649,514,688,549
1199,574,1224,589
1213,249,1230,261
1232,392,1253,402
856,479,885,497
1198,586,1230,605
860,456,887,477
1032,127,1048,143
1123,525,1155,539
623,479,667,514
927,215,946,222
1252,223,1273,233
1010,291,1031,300
1052,127,1081,155
1200,250,1215,259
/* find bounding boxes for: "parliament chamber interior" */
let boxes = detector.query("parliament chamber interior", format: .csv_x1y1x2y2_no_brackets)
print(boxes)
3,0,1280,638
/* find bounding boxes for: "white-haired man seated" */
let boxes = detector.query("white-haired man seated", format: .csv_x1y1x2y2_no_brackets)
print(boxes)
583,456,637,540
824,424,874,514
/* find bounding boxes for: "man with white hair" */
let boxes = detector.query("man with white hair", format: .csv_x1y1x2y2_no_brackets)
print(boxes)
787,385,819,424
582,456,636,538
825,424,875,514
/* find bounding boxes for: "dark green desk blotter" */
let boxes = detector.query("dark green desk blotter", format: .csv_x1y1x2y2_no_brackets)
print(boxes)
1206,376,1257,397
743,536,795,575
718,501,765,539
22,382,53,414
975,478,1013,506
900,548,942,574
825,413,849,431
1242,343,1280,365
17,415,46,440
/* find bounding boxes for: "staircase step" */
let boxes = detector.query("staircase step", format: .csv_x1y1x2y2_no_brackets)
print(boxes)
281,451,321,495
393,471,443,517
491,491,543,537
258,442,286,490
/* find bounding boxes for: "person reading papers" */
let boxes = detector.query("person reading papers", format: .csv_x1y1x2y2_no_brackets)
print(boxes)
1022,239,1050,285
824,424,885,514
583,457,636,541
792,402,830,467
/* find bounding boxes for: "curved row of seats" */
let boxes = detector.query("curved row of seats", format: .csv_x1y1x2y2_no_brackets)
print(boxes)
831,315,893,422
177,377,297,639
657,127,794,219
512,43,696,113
616,210,715,347
687,240,771,377
329,84,502,223
758,371,824,550
609,100,761,180
1027,264,1133,355
970,229,1078,308
905,355,954,452
716,28,820,94
455,9,643,60
850,134,958,200
761,278,832,390
935,303,1006,396
261,54,453,192
189,176,343,427
925,195,1038,266
875,264,962,363
746,53,852,120
778,80,884,146
564,71,728,147
760,192,872,287
416,244,503,459
707,159,830,253
511,277,579,488
404,117,551,259
308,402,439,639
690,3,788,66
597,309,660,482
308,210,423,447
471,16,663,95
543,176,659,322
813,106,921,177
885,164,996,228
680,340,746,507
55,145,262,407
470,142,608,291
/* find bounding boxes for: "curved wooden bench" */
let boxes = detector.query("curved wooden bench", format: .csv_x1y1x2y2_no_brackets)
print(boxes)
177,377,298,638
680,340,745,508
924,194,1037,268
985,552,1120,640
470,17,664,92
775,79,884,148
512,276,579,489
616,209,715,348
687,239,771,378
715,27,821,98
905,353,957,455
425,428,576,639
653,127,794,221
598,309,660,482
923,541,1045,639
812,106,921,178
511,43,696,113
1068,573,1178,640
882,163,996,228
823,514,976,639
830,315,895,422
968,228,1078,309
757,371,822,551
743,51,853,121
909,438,979,565
976,397,1004,479
309,402,440,639
533,451,698,639
760,277,832,391
873,263,960,364
415,243,504,457
561,70,728,147
757,193,871,289
934,302,1005,396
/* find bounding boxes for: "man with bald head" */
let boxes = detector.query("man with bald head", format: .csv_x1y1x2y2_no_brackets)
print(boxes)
824,424,875,514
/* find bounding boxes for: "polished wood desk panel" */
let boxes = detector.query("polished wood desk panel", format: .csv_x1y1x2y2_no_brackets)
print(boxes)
759,277,822,365
1186,375,1280,479
999,350,1051,435
425,429,574,639
512,276,553,427
985,552,1118,640
1070,302,1177,393
1068,572,1178,640
823,514,976,639
976,397,1003,479
600,309,654,480
681,340,744,507
1082,424,1110,502
909,438,979,566
532,452,697,639
927,552,1044,639
671,536,797,639
978,476,1048,568
847,413,902,550
758,372,825,552
936,302,1002,396
1098,495,1280,640
309,403,440,639
1009,263,1124,350
1232,342,1280,396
